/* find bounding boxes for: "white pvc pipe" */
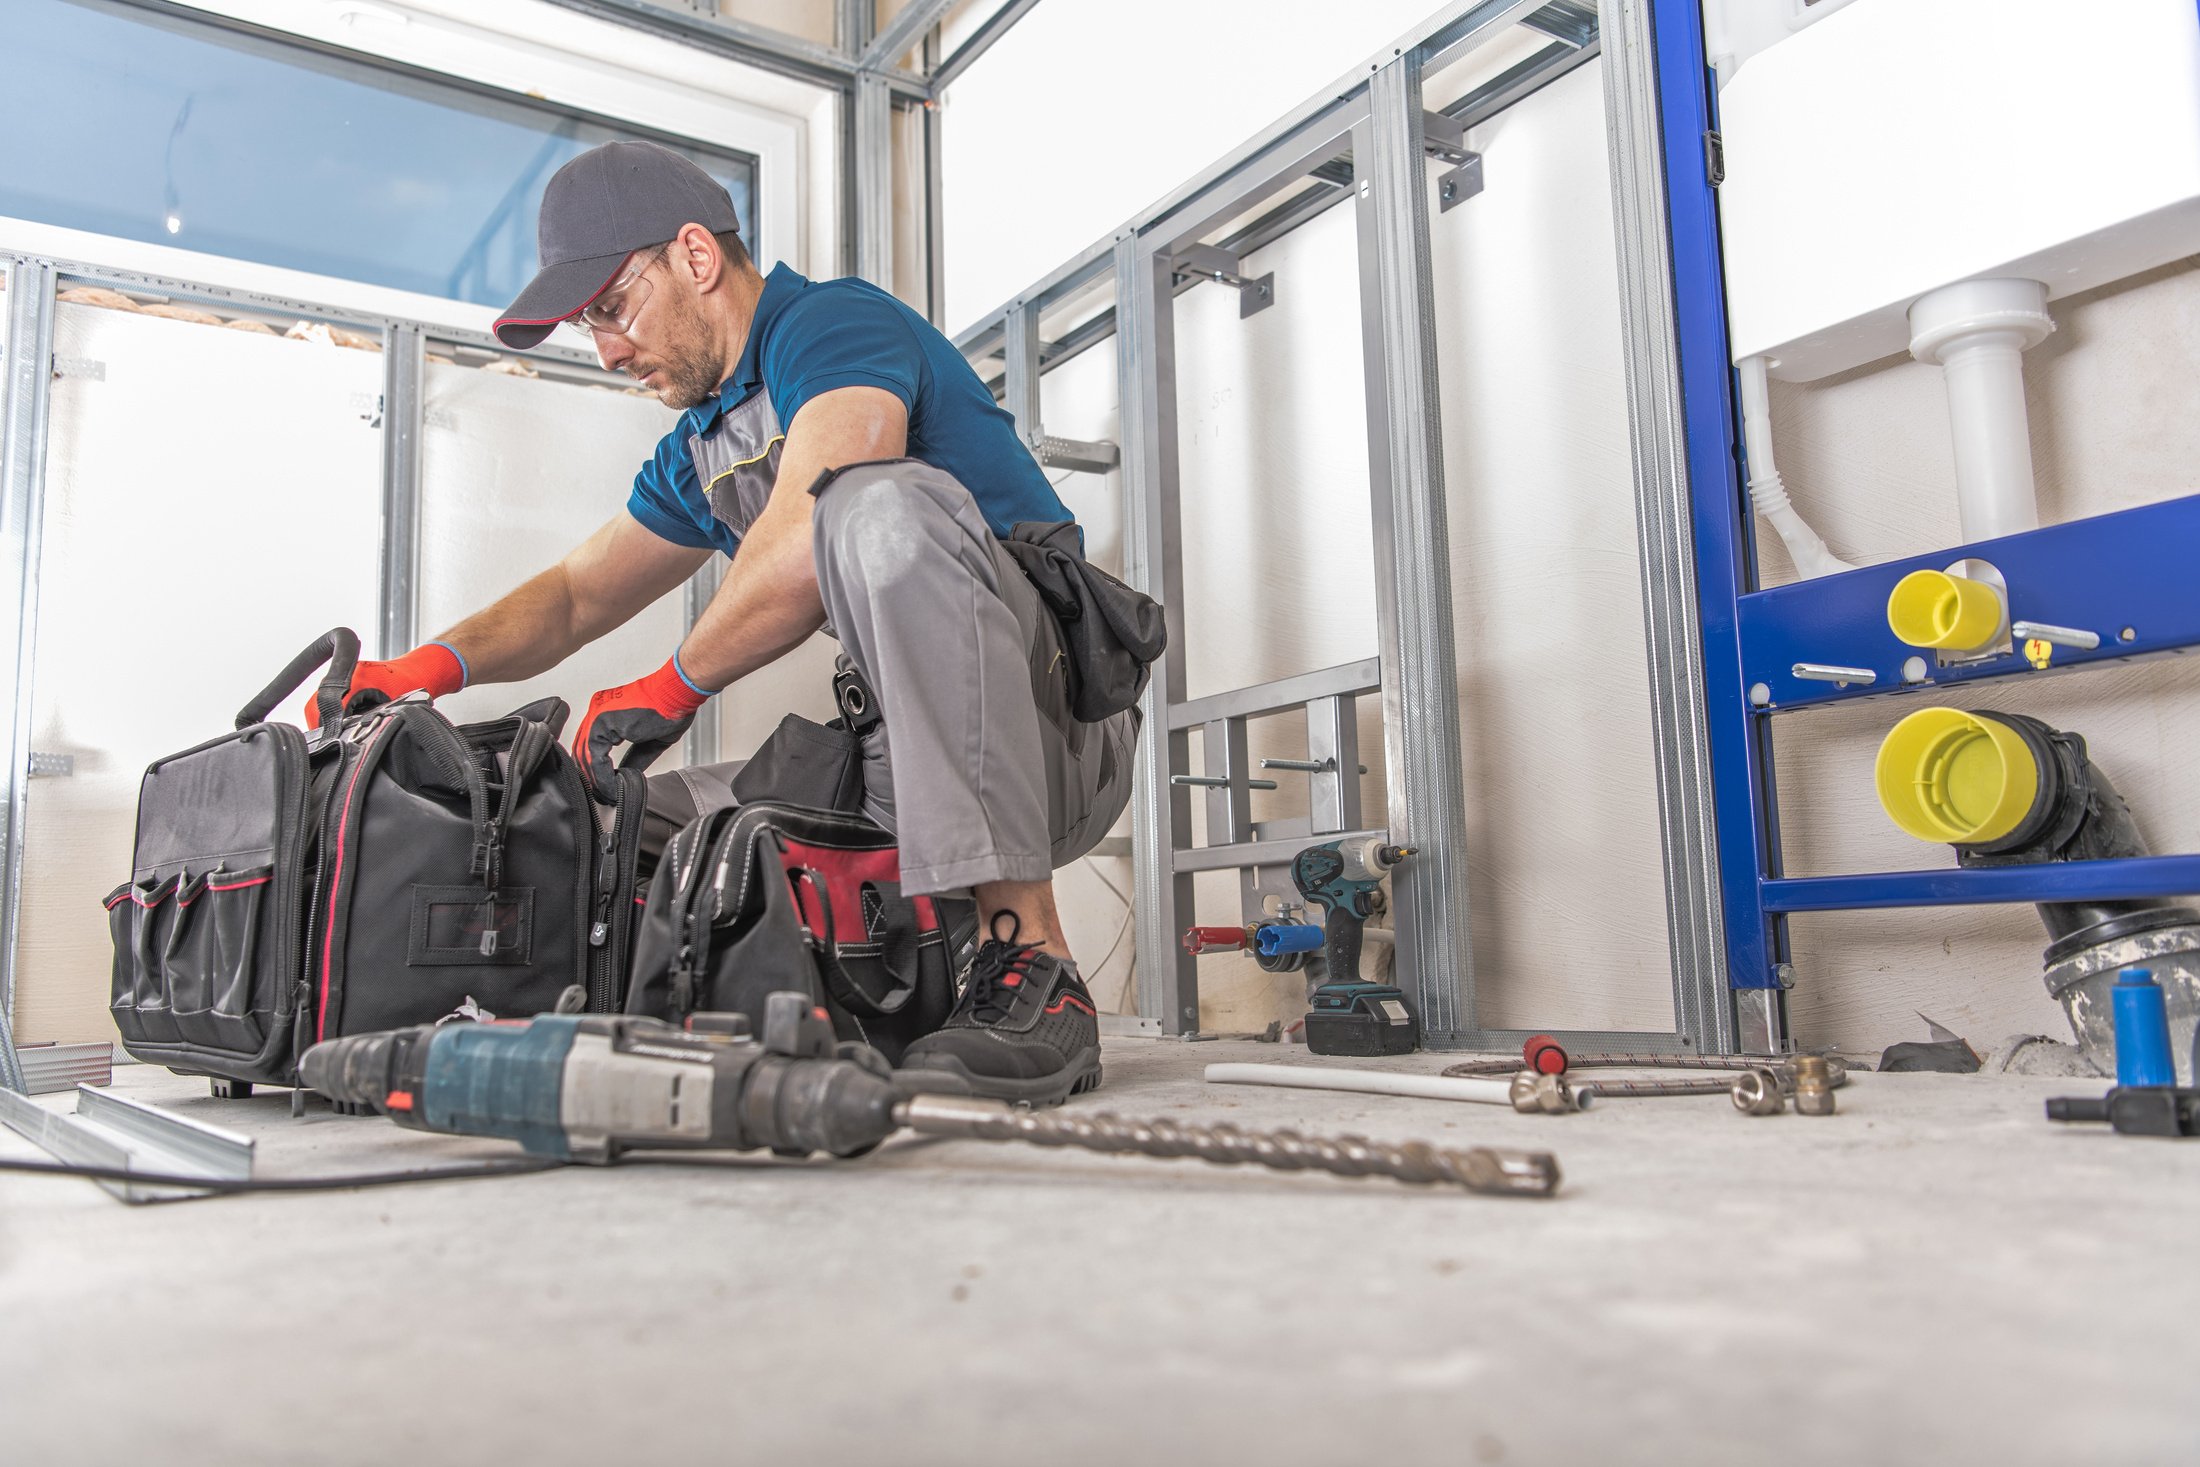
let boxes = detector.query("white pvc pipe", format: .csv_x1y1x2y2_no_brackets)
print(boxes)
1204,1062,1592,1109
1908,278,2053,543
1736,355,1853,579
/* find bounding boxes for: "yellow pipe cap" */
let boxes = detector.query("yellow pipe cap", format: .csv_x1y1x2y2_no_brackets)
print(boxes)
1875,708,2038,845
1887,569,2003,651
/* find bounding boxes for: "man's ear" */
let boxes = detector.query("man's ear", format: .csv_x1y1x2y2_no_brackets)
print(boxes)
675,222,725,294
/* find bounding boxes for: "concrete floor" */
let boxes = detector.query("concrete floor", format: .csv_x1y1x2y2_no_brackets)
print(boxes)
3,1039,2197,1466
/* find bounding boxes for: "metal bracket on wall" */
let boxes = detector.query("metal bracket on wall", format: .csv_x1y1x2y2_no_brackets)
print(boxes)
26,753,71,778
1422,112,1485,212
1029,434,1120,474
1169,244,1275,318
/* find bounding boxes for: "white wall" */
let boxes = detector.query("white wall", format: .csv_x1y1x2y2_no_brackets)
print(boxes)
937,0,1460,330
944,7,1683,1035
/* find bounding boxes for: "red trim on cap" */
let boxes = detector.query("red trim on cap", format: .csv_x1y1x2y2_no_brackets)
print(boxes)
492,255,632,333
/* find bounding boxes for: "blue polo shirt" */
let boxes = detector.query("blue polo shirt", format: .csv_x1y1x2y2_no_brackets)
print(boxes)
627,264,1068,557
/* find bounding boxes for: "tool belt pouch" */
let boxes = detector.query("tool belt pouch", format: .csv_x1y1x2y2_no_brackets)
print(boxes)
727,713,867,817
105,628,650,1092
1001,519,1168,722
626,801,971,1066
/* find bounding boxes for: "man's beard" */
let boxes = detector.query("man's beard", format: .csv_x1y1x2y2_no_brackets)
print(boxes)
640,294,727,410
656,350,724,410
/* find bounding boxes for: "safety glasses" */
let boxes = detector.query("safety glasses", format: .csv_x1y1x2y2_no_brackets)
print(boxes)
564,245,669,338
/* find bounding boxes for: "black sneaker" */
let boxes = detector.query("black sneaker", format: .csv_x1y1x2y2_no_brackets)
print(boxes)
897,913,1102,1105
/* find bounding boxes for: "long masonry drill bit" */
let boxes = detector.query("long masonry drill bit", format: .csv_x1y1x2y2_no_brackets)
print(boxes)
894,1095,1561,1198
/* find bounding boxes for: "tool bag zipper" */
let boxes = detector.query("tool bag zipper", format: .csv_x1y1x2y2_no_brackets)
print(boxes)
586,764,648,1012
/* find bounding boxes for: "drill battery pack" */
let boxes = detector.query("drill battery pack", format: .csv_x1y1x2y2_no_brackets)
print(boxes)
1304,981,1420,1056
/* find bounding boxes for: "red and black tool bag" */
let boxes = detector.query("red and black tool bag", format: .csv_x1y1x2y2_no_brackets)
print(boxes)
106,628,649,1093
626,801,971,1065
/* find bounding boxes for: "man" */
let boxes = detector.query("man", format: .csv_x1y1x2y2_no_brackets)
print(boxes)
338,141,1137,1104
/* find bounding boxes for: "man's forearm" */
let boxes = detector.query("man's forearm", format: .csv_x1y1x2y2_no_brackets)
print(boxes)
676,501,825,691
436,564,588,685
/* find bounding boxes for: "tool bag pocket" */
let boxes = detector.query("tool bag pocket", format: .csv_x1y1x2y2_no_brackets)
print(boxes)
627,802,969,1065
109,866,281,1060
107,706,319,1082
728,713,866,816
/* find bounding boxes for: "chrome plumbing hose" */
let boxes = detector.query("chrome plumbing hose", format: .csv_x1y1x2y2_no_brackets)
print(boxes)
1442,1052,1849,1100
895,1094,1561,1197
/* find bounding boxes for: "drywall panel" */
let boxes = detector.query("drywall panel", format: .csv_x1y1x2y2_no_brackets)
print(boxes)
15,304,383,1043
949,54,1677,1036
1429,61,1676,1034
1758,256,2200,1055
1169,205,1389,1033
419,364,691,740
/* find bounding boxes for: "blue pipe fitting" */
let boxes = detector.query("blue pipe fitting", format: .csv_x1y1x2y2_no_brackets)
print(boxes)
1256,923,1324,958
2112,966,2176,1088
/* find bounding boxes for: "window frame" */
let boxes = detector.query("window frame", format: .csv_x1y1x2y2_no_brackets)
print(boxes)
0,0,821,337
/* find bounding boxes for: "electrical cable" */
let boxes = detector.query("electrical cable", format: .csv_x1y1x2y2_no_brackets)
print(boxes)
0,1155,564,1194
1077,852,1136,1013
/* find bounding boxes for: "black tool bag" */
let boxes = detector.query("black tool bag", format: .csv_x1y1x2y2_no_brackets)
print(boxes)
626,801,972,1065
105,628,650,1094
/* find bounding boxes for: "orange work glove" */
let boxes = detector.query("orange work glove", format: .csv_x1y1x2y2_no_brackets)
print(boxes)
307,642,467,728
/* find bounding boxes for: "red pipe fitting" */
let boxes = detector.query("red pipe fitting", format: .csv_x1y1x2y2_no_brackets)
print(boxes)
1183,925,1252,956
1523,1034,1568,1075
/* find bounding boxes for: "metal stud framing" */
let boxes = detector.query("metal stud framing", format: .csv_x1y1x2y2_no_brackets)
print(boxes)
1600,0,1737,1053
851,71,895,287
1118,235,1199,1034
378,322,425,659
955,0,1729,1053
1353,54,1476,1040
0,258,56,1089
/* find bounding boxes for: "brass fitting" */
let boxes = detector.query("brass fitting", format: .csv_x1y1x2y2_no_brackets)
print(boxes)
1731,1068,1787,1116
1508,1070,1582,1115
1791,1055,1838,1116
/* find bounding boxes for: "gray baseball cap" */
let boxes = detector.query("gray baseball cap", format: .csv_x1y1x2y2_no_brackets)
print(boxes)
493,140,741,350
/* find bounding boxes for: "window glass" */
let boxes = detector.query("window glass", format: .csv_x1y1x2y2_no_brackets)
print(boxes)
16,299,384,1043
1,0,758,309
418,357,692,746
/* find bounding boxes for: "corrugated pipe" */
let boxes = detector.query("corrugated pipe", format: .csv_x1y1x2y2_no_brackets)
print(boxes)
1737,355,1854,579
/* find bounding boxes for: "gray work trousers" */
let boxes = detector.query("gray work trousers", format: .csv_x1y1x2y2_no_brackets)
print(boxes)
650,460,1139,899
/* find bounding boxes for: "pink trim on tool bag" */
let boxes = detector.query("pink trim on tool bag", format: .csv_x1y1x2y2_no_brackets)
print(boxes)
207,874,271,893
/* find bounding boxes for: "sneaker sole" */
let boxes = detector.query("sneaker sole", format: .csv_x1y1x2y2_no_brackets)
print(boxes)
897,1046,1104,1107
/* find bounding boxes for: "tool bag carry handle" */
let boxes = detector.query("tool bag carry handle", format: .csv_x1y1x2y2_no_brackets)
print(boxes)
233,626,362,733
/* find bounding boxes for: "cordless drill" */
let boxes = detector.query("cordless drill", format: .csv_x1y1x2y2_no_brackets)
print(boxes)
1293,836,1419,1056
300,991,901,1162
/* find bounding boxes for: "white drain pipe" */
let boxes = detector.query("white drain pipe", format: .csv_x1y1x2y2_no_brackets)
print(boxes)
1737,354,1854,579
1204,1062,1588,1109
1907,278,2054,543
